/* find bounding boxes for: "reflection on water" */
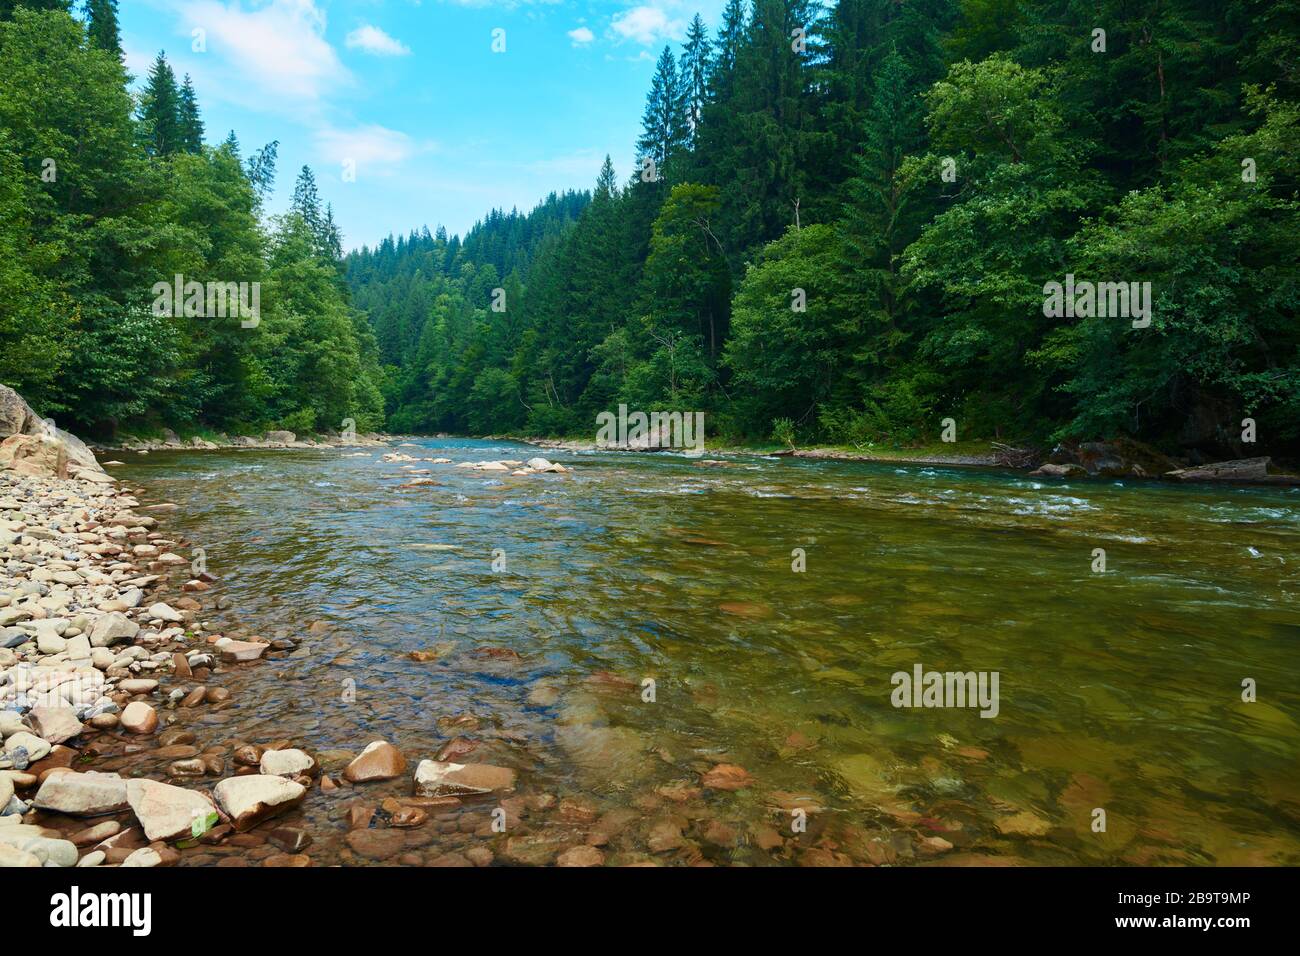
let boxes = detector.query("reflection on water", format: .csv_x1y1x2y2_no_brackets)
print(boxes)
116,438,1300,865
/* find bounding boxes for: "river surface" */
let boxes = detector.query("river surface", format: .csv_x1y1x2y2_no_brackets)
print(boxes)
112,438,1300,866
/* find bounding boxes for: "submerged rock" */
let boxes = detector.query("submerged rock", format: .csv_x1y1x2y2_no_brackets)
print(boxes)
413,759,516,797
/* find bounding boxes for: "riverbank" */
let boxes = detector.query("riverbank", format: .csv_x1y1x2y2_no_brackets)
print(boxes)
0,460,538,867
521,434,1300,486
93,428,392,453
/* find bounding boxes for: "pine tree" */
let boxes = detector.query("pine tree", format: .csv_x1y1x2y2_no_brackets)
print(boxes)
636,46,688,180
246,140,278,207
681,13,712,148
177,74,204,152
139,52,181,157
83,0,121,57
710,0,748,102
291,165,322,235
595,154,618,202
837,48,927,379
713,0,823,258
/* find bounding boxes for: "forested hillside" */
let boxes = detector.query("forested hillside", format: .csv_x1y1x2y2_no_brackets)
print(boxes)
0,1,385,437
347,0,1299,457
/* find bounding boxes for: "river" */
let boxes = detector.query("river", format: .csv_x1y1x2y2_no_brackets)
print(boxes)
111,438,1300,866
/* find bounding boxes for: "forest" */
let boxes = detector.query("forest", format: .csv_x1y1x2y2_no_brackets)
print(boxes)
0,0,386,437
3,0,1298,458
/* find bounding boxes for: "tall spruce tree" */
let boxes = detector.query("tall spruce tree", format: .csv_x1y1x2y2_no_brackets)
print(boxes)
636,46,689,181
837,48,928,385
177,74,204,152
681,13,712,149
83,0,121,57
139,52,182,157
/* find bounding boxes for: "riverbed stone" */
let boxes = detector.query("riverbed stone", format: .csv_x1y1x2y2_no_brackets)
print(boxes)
88,612,138,647
126,778,217,841
120,701,158,735
29,706,85,745
70,820,121,846
345,827,405,861
343,740,406,783
0,829,78,866
147,602,182,623
215,638,269,662
213,775,306,832
260,748,317,778
413,759,516,796
118,678,159,695
33,771,128,816
0,842,41,867
4,731,50,765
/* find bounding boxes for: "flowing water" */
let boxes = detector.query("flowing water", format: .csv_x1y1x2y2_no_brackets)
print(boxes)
112,438,1300,866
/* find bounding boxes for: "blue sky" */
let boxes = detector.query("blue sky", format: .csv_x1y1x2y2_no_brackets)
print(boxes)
118,0,724,251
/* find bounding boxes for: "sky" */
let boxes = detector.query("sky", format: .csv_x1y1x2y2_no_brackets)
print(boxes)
117,0,725,251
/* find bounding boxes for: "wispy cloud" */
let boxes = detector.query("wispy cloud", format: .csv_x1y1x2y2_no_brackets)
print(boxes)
345,25,411,57
313,124,435,173
609,5,686,46
567,26,595,46
179,0,348,103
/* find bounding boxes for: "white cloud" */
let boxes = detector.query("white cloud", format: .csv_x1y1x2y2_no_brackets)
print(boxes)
313,124,435,171
567,26,595,46
179,0,348,102
609,5,685,46
345,25,411,57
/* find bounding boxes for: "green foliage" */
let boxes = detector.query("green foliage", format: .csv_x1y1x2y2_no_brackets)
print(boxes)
4,2,1297,463
0,7,385,437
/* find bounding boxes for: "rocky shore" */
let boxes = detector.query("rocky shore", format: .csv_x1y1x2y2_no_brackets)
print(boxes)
97,428,391,454
0,389,539,868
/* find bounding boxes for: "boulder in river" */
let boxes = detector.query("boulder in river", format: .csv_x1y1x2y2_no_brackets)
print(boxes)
120,701,158,735
260,749,318,778
126,778,217,841
1029,463,1087,478
34,772,128,816
343,740,407,783
28,706,85,745
1164,456,1300,486
214,775,306,832
413,759,516,796
215,637,269,662
1048,438,1179,478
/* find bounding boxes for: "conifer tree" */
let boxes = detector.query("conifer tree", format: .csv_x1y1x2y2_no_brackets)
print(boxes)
83,0,121,57
636,46,689,180
681,13,712,148
139,52,181,157
177,74,204,152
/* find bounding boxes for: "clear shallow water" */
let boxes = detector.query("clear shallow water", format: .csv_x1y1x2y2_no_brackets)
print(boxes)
115,439,1300,865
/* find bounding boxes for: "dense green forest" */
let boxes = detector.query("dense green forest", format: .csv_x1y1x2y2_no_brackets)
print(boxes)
1,0,1297,457
347,0,1300,456
0,0,385,436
